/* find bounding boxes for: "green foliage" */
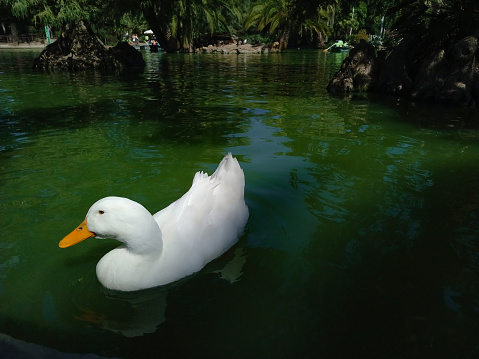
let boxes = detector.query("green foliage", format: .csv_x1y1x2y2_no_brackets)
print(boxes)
245,0,333,49
139,0,241,51
299,6,331,40
245,0,289,34
5,0,97,26
245,32,273,45
388,0,479,52
6,0,474,54
337,14,358,37
10,0,30,19
354,29,368,44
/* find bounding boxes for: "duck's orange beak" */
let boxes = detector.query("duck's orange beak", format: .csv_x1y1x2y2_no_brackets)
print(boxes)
59,219,95,248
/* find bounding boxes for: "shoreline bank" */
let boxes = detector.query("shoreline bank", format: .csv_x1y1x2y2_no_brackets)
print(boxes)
0,41,46,49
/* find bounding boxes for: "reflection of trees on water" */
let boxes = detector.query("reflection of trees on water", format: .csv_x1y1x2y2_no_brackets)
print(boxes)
137,51,347,152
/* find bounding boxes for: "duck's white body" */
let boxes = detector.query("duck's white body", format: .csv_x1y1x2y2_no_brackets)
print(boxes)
60,153,248,291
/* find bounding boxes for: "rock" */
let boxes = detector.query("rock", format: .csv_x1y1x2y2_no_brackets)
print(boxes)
327,40,379,93
328,34,479,106
409,49,448,100
200,43,266,54
109,41,146,68
33,20,145,71
381,35,479,105
374,36,416,95
435,36,478,104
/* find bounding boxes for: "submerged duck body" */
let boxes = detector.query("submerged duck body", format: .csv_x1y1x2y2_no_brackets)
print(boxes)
59,153,249,291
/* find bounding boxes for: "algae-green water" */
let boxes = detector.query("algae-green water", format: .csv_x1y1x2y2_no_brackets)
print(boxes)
1,49,479,358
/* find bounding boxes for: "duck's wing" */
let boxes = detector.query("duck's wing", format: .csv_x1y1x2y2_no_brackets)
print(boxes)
155,167,219,223
153,154,248,263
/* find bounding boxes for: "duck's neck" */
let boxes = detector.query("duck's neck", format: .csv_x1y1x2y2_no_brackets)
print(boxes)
119,216,163,256
96,219,166,291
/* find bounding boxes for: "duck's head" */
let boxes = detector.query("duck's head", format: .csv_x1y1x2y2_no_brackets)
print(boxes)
59,196,161,253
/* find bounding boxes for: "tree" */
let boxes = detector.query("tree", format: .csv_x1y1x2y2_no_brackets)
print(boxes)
299,6,333,48
388,0,479,54
1,0,146,43
245,0,292,50
245,0,333,50
7,0,454,54
4,0,104,27
2,0,245,52
141,0,243,52
330,0,403,41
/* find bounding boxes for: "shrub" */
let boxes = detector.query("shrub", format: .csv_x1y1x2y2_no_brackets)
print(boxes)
354,29,368,44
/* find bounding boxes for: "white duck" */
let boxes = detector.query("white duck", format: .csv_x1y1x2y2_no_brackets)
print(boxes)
59,153,249,292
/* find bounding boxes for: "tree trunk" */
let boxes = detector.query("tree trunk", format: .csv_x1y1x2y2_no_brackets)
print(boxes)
142,3,179,53
11,23,19,45
279,28,290,51
317,32,325,48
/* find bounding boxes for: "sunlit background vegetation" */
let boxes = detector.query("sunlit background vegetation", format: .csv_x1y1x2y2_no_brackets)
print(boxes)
1,0,478,53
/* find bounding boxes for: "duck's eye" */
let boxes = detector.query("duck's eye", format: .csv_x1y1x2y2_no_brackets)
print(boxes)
98,210,105,215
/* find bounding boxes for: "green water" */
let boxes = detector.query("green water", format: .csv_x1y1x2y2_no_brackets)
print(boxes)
1,49,479,358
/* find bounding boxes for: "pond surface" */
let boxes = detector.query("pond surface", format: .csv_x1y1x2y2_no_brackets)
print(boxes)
1,48,479,358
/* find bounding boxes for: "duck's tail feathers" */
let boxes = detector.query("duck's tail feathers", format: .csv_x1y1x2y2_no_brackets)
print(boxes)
211,153,244,182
